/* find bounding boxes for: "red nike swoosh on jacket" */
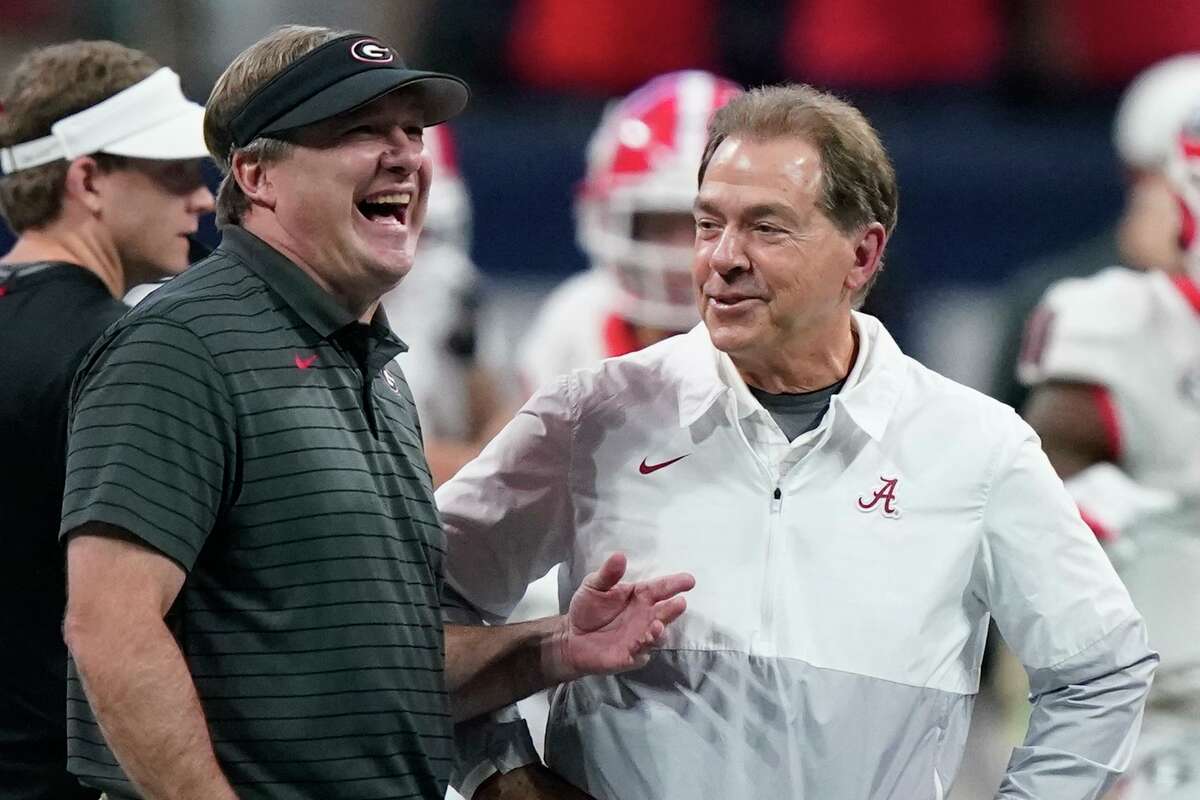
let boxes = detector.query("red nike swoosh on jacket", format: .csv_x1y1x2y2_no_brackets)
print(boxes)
638,454,689,474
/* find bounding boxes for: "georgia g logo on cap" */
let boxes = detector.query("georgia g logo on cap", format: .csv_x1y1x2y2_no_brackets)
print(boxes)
351,39,394,64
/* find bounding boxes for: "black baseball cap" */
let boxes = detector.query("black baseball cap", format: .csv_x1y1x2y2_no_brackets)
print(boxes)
228,34,470,148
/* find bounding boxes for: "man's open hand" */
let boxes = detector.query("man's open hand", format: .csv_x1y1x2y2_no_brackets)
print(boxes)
550,553,694,682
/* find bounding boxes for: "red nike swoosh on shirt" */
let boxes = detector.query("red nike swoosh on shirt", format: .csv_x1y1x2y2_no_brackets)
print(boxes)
638,454,689,474
294,354,318,369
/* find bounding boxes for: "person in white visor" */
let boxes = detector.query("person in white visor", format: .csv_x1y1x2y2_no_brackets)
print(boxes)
0,40,212,800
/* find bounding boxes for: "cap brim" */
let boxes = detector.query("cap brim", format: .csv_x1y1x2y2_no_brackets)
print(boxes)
100,100,209,161
260,70,470,138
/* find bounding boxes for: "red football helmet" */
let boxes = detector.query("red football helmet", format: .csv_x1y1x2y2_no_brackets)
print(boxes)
577,70,742,331
1168,106,1200,273
422,122,471,252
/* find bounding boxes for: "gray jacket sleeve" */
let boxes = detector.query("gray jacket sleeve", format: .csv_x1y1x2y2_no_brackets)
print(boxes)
979,420,1158,798
997,617,1157,799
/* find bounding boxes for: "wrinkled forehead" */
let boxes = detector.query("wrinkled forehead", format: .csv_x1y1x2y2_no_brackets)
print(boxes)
697,135,824,209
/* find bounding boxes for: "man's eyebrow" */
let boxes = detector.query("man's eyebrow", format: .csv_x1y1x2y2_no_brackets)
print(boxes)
692,197,720,215
743,203,792,220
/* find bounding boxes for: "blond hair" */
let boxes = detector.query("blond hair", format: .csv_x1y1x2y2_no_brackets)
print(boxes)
0,41,159,232
204,25,354,224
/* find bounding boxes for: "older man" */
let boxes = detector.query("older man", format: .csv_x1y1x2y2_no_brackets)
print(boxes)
59,25,691,800
438,85,1157,799
0,40,213,800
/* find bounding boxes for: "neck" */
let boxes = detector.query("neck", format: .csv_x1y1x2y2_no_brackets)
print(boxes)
733,313,858,393
0,223,125,297
241,214,378,323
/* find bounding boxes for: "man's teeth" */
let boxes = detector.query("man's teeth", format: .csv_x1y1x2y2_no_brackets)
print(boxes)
364,192,411,205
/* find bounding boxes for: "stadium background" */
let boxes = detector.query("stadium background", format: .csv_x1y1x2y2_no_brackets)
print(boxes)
3,1,1198,797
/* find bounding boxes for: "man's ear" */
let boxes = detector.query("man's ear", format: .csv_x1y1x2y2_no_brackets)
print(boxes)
231,150,276,211
62,156,105,215
845,221,887,294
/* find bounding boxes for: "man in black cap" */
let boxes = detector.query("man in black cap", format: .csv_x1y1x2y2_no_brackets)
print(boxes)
59,25,692,800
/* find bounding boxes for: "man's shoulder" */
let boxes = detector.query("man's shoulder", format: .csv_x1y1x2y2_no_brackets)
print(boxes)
577,326,701,388
1018,266,1166,388
894,351,1027,444
85,252,267,377
129,249,265,324
1039,266,1158,341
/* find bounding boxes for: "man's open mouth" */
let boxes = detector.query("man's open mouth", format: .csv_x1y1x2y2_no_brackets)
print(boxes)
356,191,412,225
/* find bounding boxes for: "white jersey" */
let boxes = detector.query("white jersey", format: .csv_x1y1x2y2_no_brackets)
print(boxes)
1020,266,1200,691
517,269,618,394
382,242,480,441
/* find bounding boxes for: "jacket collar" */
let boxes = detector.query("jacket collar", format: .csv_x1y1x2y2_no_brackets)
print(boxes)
672,312,906,442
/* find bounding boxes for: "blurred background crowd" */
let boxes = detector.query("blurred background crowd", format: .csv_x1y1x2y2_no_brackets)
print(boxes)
3,2,1200,797
3,0,1200,390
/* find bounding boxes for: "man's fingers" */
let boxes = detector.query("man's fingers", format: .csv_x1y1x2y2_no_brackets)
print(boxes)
641,572,696,602
583,552,627,593
653,595,688,627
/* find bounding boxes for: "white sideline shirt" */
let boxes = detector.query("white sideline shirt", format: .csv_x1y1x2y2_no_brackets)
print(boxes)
440,312,1155,800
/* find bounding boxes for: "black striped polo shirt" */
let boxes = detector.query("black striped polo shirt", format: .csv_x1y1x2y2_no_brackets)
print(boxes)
60,225,451,799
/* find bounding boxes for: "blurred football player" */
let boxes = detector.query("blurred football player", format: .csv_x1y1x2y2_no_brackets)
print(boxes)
1020,108,1200,799
992,53,1200,410
518,70,743,391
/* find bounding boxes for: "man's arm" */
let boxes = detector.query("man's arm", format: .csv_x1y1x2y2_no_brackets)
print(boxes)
446,552,693,722
1021,381,1113,479
64,526,237,800
979,424,1157,798
58,316,237,795
1024,381,1176,541
998,619,1156,800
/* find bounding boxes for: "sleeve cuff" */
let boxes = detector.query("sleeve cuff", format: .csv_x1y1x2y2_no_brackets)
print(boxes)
451,709,541,799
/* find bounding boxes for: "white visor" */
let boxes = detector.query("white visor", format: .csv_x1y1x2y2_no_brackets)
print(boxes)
0,67,208,175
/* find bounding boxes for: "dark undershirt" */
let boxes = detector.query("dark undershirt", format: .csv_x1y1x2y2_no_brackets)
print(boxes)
748,377,847,441
0,261,120,800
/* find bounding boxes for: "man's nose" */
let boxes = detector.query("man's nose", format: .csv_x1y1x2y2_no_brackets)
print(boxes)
191,184,215,216
381,133,422,174
709,227,747,276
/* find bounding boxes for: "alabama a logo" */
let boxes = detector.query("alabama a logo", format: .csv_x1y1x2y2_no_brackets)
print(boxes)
857,476,900,519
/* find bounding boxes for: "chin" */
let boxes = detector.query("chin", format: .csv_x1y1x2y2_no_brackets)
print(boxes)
704,319,756,354
365,254,413,289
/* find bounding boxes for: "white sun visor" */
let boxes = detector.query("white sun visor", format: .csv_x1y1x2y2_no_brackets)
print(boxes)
0,67,208,176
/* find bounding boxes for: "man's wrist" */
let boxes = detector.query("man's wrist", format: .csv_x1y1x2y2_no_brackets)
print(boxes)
538,614,576,685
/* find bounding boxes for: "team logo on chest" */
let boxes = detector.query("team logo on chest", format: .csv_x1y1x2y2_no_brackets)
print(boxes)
382,369,401,394
857,476,900,518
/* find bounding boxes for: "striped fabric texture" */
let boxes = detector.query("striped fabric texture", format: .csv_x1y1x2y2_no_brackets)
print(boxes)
60,226,451,799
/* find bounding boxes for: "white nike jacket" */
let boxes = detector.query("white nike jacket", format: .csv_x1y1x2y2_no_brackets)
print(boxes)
438,312,1156,800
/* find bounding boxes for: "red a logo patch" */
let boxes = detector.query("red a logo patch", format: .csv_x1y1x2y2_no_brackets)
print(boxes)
857,476,900,518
